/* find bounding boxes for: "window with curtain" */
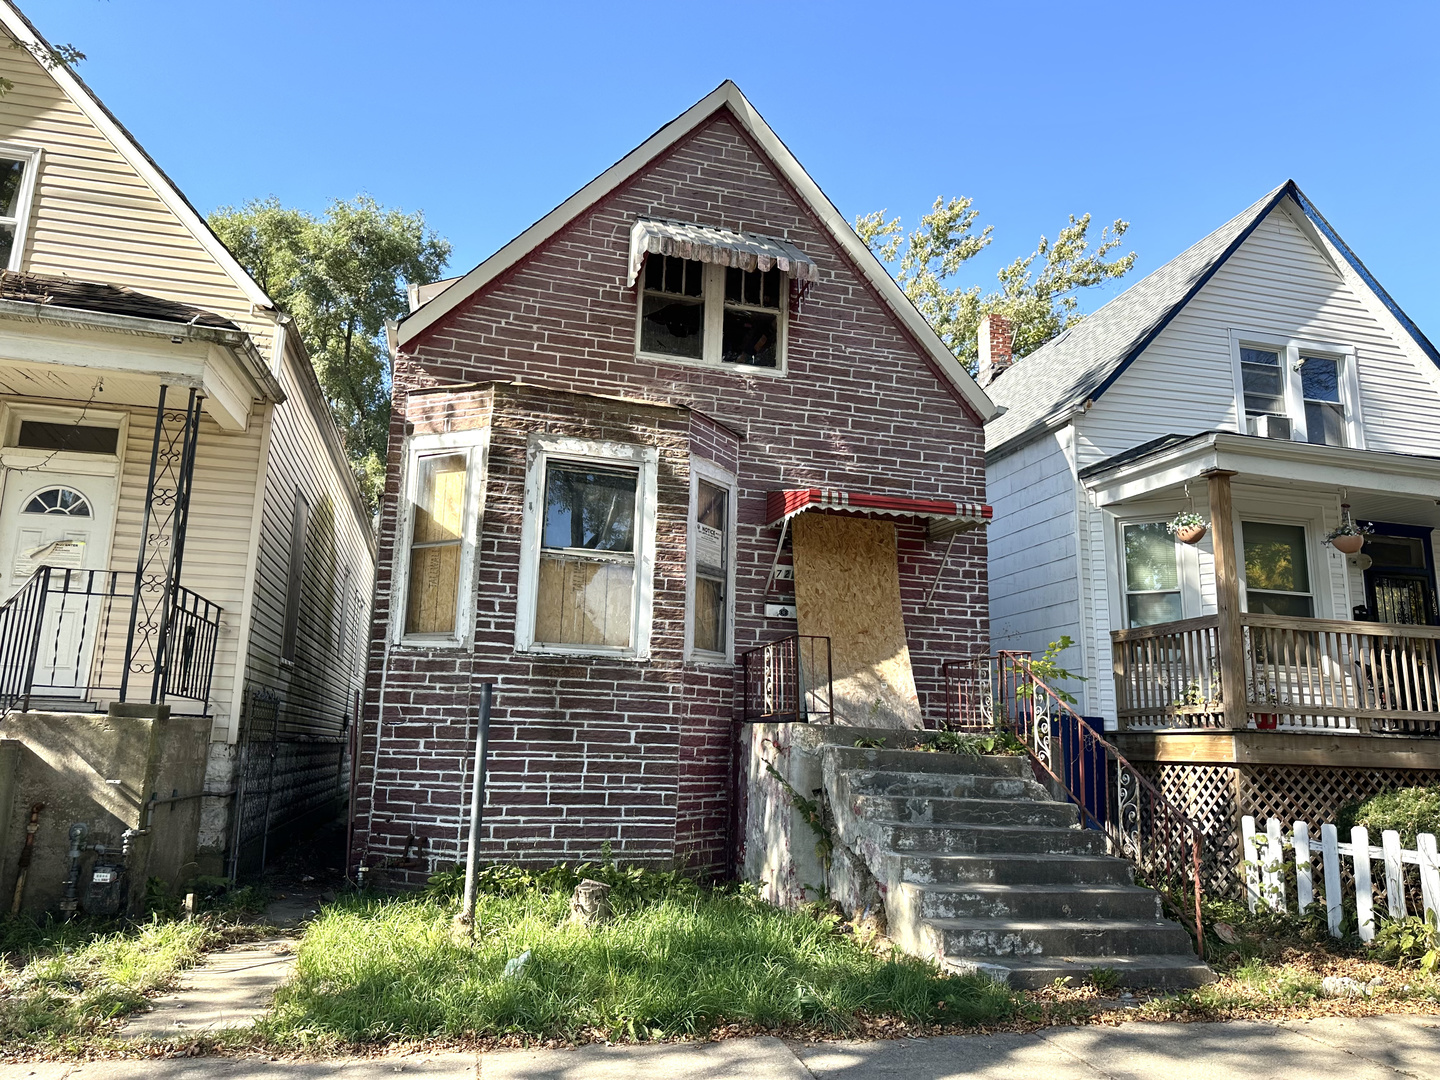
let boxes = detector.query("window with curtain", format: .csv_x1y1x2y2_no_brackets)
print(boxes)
1243,521,1314,617
1124,522,1182,626
534,462,641,648
692,479,729,654
404,452,468,636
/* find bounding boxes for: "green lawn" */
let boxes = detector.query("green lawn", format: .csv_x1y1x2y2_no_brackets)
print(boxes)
259,877,1017,1046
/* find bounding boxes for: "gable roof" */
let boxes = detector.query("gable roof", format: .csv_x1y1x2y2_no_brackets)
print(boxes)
985,180,1440,457
397,81,996,422
0,2,273,312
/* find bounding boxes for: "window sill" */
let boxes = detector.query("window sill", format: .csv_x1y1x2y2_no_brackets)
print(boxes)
634,350,787,378
394,635,466,651
517,643,651,663
687,650,733,667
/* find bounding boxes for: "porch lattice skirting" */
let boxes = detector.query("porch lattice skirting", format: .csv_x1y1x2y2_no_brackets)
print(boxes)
1134,762,1440,899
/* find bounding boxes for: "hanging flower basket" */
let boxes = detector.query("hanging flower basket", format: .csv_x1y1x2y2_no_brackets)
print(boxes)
1167,511,1208,546
1325,504,1371,555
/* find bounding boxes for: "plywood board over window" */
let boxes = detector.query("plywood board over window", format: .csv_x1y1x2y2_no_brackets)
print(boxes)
791,513,922,728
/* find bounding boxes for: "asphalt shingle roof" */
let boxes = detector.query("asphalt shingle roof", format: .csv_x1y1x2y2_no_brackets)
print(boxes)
0,271,239,330
985,183,1289,456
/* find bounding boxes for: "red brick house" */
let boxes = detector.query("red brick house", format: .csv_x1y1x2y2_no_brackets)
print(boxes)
349,82,996,885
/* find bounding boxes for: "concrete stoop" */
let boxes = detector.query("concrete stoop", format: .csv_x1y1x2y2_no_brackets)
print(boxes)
821,744,1215,991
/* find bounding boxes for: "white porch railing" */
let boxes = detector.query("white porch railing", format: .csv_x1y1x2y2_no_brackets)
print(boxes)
1240,814,1440,941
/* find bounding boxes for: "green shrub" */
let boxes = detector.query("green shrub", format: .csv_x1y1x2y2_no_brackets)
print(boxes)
1338,786,1440,847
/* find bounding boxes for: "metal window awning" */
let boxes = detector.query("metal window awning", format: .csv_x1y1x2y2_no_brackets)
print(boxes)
765,488,991,534
627,217,819,287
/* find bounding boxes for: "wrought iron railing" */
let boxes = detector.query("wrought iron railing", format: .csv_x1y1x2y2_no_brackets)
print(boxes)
962,651,1206,957
0,566,221,713
739,634,832,723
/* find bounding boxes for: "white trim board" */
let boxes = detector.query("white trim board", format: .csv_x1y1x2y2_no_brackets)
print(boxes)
395,81,995,423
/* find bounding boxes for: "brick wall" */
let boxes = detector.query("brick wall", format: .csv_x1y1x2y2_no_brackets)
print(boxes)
351,106,988,885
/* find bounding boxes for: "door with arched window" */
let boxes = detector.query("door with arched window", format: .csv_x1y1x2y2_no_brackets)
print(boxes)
0,469,119,695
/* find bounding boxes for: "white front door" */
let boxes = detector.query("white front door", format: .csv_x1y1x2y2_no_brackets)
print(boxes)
0,469,119,693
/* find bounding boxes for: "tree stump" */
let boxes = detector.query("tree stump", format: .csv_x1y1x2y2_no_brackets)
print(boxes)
569,879,612,926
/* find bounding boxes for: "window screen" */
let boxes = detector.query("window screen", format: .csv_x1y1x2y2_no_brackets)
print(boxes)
1240,347,1284,419
1243,521,1313,617
1123,522,1182,626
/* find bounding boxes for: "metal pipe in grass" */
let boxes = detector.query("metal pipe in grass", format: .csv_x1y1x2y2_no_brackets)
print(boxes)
457,682,493,934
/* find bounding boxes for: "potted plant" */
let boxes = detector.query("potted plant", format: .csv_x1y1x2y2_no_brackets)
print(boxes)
1325,506,1371,555
1167,510,1209,545
1249,681,1281,730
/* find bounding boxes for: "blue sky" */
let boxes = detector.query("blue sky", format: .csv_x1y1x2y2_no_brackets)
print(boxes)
31,0,1440,333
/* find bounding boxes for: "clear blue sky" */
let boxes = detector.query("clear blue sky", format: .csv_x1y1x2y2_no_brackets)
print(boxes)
31,0,1440,333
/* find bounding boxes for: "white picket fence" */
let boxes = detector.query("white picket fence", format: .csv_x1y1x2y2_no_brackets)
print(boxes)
1240,815,1440,942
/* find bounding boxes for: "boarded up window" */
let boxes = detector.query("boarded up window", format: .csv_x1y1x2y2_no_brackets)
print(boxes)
791,514,922,728
693,479,728,653
534,462,638,648
404,452,467,636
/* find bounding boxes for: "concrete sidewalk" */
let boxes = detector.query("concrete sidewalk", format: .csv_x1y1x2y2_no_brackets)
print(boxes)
3,1014,1437,1079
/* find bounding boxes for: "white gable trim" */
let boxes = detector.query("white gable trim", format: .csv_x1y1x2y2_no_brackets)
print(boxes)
0,2,273,311
396,81,995,421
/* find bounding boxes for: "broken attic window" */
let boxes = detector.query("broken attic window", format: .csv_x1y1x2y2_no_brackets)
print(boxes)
641,255,704,359
722,267,781,367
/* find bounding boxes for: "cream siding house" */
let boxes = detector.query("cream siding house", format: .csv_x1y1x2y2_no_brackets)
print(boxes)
985,180,1440,878
0,0,372,901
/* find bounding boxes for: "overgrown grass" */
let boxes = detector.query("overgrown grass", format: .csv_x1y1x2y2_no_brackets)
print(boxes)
261,871,1017,1046
0,916,219,1044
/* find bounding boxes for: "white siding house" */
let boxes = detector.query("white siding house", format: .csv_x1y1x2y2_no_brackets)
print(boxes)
985,180,1440,847
0,1,373,880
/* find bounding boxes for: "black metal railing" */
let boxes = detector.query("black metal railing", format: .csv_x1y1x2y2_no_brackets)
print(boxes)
958,651,1207,958
0,566,221,712
740,634,833,723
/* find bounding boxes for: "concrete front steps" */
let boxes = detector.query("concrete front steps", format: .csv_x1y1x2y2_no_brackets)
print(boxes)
822,744,1214,991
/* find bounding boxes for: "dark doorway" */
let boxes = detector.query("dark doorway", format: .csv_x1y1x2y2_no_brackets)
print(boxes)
1361,523,1439,626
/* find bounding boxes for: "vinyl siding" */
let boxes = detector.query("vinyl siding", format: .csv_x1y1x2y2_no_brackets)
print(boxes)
0,40,271,353
1077,202,1440,469
241,342,373,744
987,429,1084,683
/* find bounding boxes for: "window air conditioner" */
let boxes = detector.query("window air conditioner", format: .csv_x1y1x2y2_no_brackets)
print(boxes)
1246,414,1293,440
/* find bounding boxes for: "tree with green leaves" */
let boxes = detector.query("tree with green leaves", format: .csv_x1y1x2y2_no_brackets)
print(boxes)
856,197,1136,372
209,196,451,505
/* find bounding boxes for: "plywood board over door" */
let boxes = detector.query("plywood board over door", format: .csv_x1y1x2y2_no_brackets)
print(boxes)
791,513,922,728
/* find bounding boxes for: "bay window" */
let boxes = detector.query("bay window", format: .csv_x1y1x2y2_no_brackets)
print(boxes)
517,435,658,657
687,461,736,660
394,431,488,645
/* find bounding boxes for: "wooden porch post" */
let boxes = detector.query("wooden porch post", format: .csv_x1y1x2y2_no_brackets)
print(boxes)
1205,469,1247,729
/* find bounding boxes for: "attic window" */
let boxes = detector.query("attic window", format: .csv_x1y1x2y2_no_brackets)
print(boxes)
1233,336,1358,448
637,255,787,370
0,145,41,273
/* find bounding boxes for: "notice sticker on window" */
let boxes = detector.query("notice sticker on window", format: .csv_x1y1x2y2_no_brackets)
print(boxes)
695,522,724,573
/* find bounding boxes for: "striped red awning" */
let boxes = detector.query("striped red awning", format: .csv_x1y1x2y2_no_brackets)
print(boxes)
765,488,992,534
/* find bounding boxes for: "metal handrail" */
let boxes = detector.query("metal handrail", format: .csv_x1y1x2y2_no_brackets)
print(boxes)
0,566,222,711
987,650,1206,958
739,634,833,723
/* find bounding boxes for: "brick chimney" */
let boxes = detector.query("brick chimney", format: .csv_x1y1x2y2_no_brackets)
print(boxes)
977,313,1014,386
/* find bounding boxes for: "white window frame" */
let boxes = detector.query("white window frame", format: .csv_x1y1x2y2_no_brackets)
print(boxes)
1118,518,1200,628
391,428,490,648
1227,331,1364,449
634,258,789,376
685,457,738,664
1238,517,1319,617
0,143,41,272
515,433,659,659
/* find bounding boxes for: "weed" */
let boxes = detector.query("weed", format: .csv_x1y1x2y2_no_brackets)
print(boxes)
852,736,886,749
1372,911,1440,973
1087,967,1120,992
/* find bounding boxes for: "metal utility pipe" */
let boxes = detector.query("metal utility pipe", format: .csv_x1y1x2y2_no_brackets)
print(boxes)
458,683,494,931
